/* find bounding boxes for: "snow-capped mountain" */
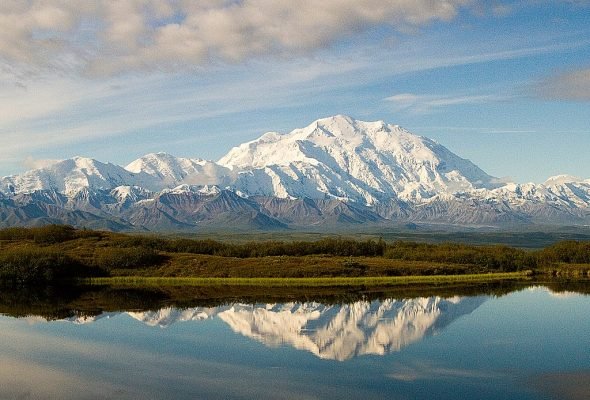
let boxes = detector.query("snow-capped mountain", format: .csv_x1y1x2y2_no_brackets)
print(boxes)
0,115,589,230
0,157,140,195
69,296,487,361
221,115,499,204
126,152,234,190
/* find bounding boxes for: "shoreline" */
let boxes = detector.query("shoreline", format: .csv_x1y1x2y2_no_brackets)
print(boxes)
87,271,532,287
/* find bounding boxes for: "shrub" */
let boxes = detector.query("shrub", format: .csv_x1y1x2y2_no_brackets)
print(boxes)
383,241,536,271
164,238,226,255
74,228,105,240
0,227,32,241
113,236,166,250
32,225,76,244
210,238,387,258
0,247,82,284
539,241,590,265
93,247,164,270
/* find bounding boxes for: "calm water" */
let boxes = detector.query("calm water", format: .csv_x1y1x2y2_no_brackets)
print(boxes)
0,284,588,399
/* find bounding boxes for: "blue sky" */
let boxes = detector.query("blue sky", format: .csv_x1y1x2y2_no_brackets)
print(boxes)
0,0,588,183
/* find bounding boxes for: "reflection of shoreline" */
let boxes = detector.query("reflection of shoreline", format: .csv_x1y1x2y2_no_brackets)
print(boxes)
124,296,487,360
3,283,586,326
0,280,542,320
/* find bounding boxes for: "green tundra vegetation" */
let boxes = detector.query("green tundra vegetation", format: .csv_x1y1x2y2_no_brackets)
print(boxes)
0,225,588,284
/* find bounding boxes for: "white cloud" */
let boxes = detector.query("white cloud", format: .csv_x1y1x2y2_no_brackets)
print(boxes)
0,0,473,76
22,156,60,170
536,67,590,101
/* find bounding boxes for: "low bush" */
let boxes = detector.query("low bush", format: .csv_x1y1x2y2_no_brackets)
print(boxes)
164,238,227,255
73,228,105,240
110,236,387,258
93,247,165,270
0,227,33,241
0,225,77,244
0,247,83,284
539,241,590,264
32,225,76,244
384,241,537,271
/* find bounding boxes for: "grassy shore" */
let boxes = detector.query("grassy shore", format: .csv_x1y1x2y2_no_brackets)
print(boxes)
0,225,589,284
88,272,532,287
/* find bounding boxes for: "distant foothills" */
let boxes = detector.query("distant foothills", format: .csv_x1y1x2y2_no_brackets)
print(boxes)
1,115,589,231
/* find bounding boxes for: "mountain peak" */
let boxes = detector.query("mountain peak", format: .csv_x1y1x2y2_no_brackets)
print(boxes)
219,115,387,169
220,115,497,203
126,152,203,173
314,114,396,133
305,115,387,139
126,153,233,190
544,174,583,186
0,156,133,194
314,114,355,126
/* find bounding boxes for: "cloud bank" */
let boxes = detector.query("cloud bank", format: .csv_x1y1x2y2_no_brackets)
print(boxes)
0,0,472,76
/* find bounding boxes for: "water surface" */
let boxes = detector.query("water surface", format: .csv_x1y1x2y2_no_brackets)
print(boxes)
0,283,588,399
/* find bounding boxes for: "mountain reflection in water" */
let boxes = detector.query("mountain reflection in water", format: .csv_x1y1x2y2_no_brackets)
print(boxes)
1,284,588,400
65,296,486,361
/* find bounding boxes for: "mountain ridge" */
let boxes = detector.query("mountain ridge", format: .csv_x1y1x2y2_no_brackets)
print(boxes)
1,115,589,230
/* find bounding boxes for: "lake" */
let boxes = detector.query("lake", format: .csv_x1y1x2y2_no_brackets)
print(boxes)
0,282,588,399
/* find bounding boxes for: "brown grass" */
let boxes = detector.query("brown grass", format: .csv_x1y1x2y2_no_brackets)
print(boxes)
108,253,474,278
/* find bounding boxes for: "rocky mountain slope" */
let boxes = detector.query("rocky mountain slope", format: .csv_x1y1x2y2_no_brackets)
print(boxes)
1,115,589,230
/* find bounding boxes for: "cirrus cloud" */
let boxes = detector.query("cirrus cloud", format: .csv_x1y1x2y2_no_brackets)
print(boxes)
384,92,513,114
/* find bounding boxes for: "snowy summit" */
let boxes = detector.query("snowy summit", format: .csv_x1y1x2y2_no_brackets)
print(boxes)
1,115,589,230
